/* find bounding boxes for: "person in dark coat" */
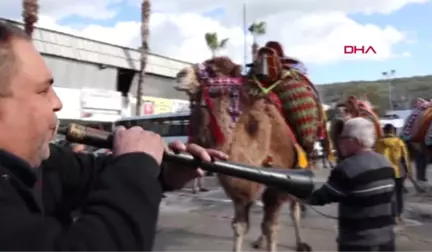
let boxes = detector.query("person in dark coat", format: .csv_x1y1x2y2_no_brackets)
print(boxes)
306,118,396,251
0,22,227,251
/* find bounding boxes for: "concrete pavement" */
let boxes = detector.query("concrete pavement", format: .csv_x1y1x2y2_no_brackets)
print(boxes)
155,165,432,251
182,166,432,218
157,189,432,251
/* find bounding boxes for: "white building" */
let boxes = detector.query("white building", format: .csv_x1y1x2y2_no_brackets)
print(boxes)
1,18,192,122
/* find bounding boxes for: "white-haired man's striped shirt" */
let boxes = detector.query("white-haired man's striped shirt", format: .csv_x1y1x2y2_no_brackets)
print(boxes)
307,151,395,247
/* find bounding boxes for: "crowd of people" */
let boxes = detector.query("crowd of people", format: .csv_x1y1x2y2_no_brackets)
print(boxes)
0,21,428,251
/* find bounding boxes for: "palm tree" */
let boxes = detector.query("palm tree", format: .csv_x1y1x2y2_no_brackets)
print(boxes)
204,33,229,58
136,0,150,116
248,21,266,61
22,0,39,37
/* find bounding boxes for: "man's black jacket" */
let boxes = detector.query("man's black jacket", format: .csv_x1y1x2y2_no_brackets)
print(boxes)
0,144,162,251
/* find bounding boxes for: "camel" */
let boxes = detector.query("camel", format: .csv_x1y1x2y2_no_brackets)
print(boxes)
401,98,432,152
174,44,323,251
330,96,383,161
400,98,432,190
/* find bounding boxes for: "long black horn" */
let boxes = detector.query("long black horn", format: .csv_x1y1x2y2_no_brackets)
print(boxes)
58,123,315,199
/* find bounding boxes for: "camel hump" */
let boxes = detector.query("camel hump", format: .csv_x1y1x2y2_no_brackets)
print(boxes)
265,41,285,57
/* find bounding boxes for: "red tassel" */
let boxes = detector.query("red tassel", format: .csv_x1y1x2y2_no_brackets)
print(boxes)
203,88,225,144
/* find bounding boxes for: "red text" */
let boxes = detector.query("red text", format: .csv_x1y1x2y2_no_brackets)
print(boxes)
344,45,377,55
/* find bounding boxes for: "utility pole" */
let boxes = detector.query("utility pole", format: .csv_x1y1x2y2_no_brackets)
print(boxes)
243,1,247,70
382,69,396,111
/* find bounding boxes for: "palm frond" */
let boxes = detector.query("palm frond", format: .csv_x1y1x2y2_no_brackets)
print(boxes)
205,32,219,50
255,21,266,35
219,38,229,48
248,23,256,33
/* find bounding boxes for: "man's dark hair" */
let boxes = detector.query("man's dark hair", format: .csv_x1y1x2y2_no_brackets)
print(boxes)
383,123,396,134
0,21,31,96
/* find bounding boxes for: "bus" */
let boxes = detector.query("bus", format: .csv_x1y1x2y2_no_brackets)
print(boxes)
113,112,190,144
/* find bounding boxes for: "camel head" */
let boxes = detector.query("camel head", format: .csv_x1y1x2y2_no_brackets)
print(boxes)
179,57,243,148
175,56,243,95
174,65,200,94
345,96,377,118
344,95,383,139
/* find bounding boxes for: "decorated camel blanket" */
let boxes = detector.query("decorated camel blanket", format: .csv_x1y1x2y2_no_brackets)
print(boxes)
401,98,432,146
249,41,327,157
272,72,320,150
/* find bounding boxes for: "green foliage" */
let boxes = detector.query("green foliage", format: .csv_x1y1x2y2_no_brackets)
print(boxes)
248,21,266,35
317,75,432,115
204,32,229,57
205,32,219,50
219,38,229,48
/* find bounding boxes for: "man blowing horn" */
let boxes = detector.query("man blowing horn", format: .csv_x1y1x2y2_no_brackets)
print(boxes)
0,22,228,251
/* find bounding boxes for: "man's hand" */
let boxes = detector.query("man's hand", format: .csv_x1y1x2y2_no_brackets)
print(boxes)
113,126,164,165
162,141,228,190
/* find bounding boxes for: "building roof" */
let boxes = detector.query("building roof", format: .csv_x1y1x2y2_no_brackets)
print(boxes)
1,18,192,78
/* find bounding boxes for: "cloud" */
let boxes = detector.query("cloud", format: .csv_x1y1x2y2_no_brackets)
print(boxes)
0,0,123,20
40,16,141,48
129,0,429,17
1,0,425,65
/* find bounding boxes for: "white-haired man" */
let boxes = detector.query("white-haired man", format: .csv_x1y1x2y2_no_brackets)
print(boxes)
306,117,396,251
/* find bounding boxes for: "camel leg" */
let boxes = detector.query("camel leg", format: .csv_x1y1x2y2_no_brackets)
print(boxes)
291,201,303,246
232,201,252,252
252,189,282,252
290,201,307,219
290,200,312,252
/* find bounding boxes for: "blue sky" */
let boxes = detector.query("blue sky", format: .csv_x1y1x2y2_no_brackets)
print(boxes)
56,1,431,85
57,2,138,27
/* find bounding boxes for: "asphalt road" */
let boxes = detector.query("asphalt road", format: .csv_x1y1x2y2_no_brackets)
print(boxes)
154,167,432,251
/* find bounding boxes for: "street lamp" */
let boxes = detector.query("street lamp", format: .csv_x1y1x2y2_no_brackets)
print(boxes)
382,69,396,111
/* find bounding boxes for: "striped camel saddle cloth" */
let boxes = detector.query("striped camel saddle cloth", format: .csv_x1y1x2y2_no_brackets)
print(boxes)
251,41,322,153
401,98,432,145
